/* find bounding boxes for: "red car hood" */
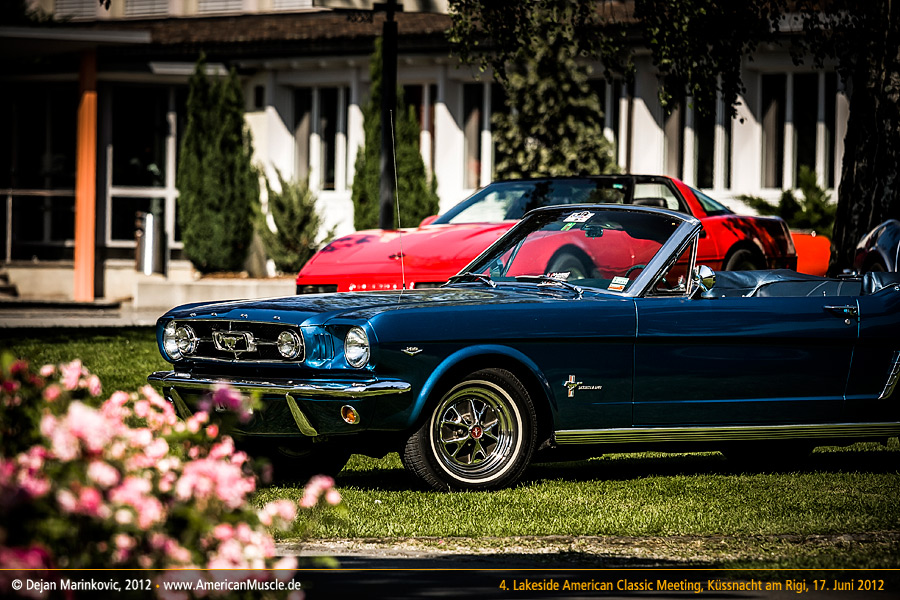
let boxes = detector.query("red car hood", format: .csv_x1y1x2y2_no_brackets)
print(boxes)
297,222,514,290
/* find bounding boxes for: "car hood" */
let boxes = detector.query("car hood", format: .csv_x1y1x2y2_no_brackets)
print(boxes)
296,222,514,282
160,285,609,327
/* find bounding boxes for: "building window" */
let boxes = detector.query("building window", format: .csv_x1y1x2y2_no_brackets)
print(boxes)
402,84,437,177
197,0,243,14
762,71,837,190
463,83,483,190
0,84,78,261
106,85,184,253
663,95,685,180
0,85,78,191
54,0,97,20
294,87,348,191
793,72,837,188
761,73,786,189
125,0,168,18
273,0,313,9
112,87,169,188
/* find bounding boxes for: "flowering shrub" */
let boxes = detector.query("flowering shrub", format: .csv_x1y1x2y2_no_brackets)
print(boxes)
0,354,342,598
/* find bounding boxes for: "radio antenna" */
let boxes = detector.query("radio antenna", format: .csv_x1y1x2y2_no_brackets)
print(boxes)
389,109,406,293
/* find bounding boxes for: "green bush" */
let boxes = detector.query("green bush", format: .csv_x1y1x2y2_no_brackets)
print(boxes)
257,171,334,274
737,166,836,238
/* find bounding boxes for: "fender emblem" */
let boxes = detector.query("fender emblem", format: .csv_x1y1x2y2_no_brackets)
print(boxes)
402,347,423,356
563,375,603,397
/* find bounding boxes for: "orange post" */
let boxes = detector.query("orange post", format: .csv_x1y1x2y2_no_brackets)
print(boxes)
73,49,97,302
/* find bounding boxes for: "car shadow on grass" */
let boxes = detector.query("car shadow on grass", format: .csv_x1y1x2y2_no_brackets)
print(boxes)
335,443,899,491
523,444,900,485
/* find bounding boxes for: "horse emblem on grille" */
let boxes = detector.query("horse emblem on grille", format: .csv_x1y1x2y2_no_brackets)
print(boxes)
213,330,257,359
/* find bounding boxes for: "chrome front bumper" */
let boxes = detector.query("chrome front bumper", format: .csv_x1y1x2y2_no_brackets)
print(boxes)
147,371,411,398
148,371,412,437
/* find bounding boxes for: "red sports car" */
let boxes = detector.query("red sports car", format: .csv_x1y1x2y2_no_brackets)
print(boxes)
295,175,797,293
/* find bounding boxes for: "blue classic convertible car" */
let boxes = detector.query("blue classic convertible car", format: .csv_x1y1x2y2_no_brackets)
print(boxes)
149,205,900,490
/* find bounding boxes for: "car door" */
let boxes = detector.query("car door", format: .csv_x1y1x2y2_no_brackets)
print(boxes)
633,294,857,426
844,282,900,422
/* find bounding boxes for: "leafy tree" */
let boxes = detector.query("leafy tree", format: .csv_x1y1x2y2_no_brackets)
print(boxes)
351,37,439,231
177,58,258,273
257,170,334,274
738,166,836,238
448,0,900,275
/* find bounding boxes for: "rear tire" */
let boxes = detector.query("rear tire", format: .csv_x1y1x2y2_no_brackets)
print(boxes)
723,247,763,271
402,368,537,491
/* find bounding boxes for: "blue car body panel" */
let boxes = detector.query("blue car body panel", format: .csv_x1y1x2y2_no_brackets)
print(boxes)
149,205,900,473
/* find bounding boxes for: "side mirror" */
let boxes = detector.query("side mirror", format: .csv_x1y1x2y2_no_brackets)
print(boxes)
695,265,716,298
419,215,439,227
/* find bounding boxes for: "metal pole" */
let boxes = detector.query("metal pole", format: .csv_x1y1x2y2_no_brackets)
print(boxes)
379,0,398,229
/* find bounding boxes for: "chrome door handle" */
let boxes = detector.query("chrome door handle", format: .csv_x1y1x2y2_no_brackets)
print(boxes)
824,305,858,317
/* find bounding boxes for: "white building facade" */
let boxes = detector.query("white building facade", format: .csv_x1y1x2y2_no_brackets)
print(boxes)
1,1,848,300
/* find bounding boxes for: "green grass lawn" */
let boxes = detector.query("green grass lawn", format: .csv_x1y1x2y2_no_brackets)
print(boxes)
4,327,899,568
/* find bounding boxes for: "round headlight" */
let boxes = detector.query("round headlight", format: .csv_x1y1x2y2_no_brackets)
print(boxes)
175,325,198,355
163,322,198,361
344,326,370,368
163,321,181,360
277,330,304,359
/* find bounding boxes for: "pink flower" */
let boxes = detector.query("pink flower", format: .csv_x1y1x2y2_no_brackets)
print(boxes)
199,385,252,422
206,424,219,439
39,364,56,377
299,474,340,508
62,401,113,455
87,374,102,397
87,460,120,489
212,524,234,541
60,359,84,391
42,384,62,402
77,486,108,518
109,476,164,529
325,489,342,506
57,489,77,513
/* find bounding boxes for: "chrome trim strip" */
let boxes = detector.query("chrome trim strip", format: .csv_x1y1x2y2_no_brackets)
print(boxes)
878,351,900,400
554,422,900,445
148,371,410,399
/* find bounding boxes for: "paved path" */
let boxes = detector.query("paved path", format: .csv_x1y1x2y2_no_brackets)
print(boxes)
0,299,164,328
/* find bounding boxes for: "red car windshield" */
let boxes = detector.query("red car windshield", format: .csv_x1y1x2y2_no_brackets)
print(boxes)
434,179,631,224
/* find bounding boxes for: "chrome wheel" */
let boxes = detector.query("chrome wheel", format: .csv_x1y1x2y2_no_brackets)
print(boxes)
432,381,518,480
402,368,537,491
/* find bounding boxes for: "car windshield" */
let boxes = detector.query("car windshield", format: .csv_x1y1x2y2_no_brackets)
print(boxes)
456,207,685,295
433,179,631,224
689,186,733,216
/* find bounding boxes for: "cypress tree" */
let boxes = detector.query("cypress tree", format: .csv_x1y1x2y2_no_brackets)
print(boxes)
257,170,333,274
492,34,617,179
351,37,439,231
177,59,258,273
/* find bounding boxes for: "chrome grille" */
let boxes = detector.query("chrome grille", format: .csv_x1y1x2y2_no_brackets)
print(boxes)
176,320,304,362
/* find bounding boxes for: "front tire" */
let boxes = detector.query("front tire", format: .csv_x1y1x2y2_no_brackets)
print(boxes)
402,369,537,491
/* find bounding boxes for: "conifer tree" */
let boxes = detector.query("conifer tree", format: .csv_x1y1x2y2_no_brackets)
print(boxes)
351,37,439,231
257,170,333,274
177,59,258,273
491,24,617,178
